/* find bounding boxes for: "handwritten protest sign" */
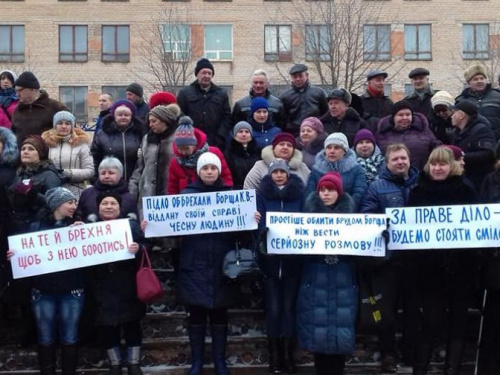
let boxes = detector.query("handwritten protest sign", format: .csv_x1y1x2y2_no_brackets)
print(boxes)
266,212,387,257
386,204,500,250
143,189,258,237
8,219,134,279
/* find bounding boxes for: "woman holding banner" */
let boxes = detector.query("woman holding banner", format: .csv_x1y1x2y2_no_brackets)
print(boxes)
408,147,477,375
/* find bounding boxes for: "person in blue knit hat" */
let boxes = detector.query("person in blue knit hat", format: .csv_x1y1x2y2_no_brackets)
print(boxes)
247,97,281,150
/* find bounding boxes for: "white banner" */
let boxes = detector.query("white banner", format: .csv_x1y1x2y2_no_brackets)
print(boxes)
386,204,500,250
266,212,387,257
142,189,258,237
8,219,135,279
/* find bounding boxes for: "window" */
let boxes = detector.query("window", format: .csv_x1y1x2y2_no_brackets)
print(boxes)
264,25,291,62
404,24,431,60
162,24,190,61
305,25,331,61
204,25,232,60
0,25,24,62
462,24,489,59
102,86,127,100
364,24,391,61
59,86,88,123
59,25,87,62
102,25,130,62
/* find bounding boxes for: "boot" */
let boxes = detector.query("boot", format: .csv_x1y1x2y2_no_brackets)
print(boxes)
188,325,206,375
38,345,56,375
267,337,282,374
61,345,79,375
444,339,464,375
210,325,230,375
412,343,433,375
107,347,122,375
283,338,296,374
381,354,398,373
126,347,143,375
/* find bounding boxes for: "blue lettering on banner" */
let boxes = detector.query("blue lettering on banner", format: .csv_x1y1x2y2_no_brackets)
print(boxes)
415,207,452,224
215,191,252,204
171,195,212,208
148,211,179,222
169,221,197,232
271,215,304,225
324,240,373,251
391,229,430,244
460,206,491,224
435,228,470,242
476,226,500,241
389,209,406,224
271,238,316,250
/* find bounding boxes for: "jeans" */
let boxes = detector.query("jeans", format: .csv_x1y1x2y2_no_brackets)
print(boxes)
31,288,84,345
264,275,300,337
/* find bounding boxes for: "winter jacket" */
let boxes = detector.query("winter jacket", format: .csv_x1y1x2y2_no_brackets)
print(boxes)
90,114,144,182
429,113,453,144
279,82,328,136
12,90,68,142
0,87,18,129
248,116,282,150
257,175,304,279
76,178,137,221
86,217,146,325
320,107,368,146
450,114,495,191
297,192,358,354
177,179,236,309
232,89,286,130
42,127,94,198
376,112,441,170
404,86,437,121
244,145,310,191
296,132,328,169
456,84,500,140
94,109,110,132
307,149,367,210
360,91,393,131
135,99,150,124
177,81,232,150
224,139,260,190
167,128,233,195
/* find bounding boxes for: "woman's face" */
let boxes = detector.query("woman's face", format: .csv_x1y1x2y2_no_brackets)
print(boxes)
177,145,197,157
55,120,72,137
271,169,288,186
253,109,269,124
300,126,318,144
199,164,220,185
235,129,252,145
394,109,413,130
325,144,346,162
0,75,13,89
429,161,451,181
54,200,77,219
319,187,339,206
20,144,40,165
99,197,121,220
149,115,168,134
355,140,375,158
273,141,294,160
99,168,120,185
114,106,133,128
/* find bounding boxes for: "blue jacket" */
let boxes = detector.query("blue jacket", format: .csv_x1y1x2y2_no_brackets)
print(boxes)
306,149,367,210
297,192,358,354
248,116,282,150
257,174,304,279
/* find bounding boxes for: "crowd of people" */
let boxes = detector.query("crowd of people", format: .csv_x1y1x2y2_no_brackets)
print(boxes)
0,57,500,375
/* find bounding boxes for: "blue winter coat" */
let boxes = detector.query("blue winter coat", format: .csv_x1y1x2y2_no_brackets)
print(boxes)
306,149,367,210
177,179,236,309
297,192,358,354
248,116,282,150
257,174,305,279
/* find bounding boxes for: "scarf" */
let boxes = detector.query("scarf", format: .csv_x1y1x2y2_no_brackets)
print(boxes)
366,85,384,98
176,142,209,168
0,87,17,108
356,146,385,184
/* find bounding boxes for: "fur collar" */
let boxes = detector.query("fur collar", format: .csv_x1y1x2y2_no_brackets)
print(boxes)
0,127,18,166
304,191,355,214
41,127,89,148
312,148,358,174
259,174,305,200
261,145,304,170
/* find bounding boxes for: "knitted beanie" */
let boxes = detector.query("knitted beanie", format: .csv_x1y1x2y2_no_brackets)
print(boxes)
300,117,324,134
392,100,414,118
195,58,214,76
268,159,290,176
174,116,198,146
110,99,137,118
431,91,455,109
324,132,349,152
96,191,122,208
439,145,464,161
233,121,253,137
22,135,49,160
149,104,181,125
45,187,76,212
464,65,487,82
272,133,296,149
53,111,76,128
0,70,17,86
196,152,221,175
250,97,269,115
353,129,376,147
126,83,144,98
149,91,177,109
15,71,40,89
317,172,343,196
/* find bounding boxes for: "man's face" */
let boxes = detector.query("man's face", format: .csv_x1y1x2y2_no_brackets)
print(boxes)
328,99,348,119
98,94,113,111
251,75,268,96
197,68,213,88
451,110,467,128
126,91,140,104
291,72,308,89
368,76,386,92
411,75,429,90
16,87,38,104
386,149,410,177
468,75,487,92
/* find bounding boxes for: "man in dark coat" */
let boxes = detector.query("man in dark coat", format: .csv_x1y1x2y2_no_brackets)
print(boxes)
232,69,285,129
177,58,232,151
12,71,68,143
456,65,500,140
450,100,495,191
95,93,114,132
360,70,394,131
279,64,328,137
126,83,149,124
404,68,437,121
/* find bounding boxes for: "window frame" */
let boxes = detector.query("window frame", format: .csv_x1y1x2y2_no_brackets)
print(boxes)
363,24,391,61
204,24,233,61
404,24,432,61
102,86,127,101
59,86,88,124
102,25,130,63
59,25,88,63
162,23,191,61
264,24,292,62
462,23,489,60
0,25,25,63
305,24,331,62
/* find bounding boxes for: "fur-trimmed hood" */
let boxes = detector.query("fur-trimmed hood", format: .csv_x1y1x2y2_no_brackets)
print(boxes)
41,127,89,148
259,174,305,201
0,127,18,166
312,148,358,174
261,144,304,170
304,191,355,214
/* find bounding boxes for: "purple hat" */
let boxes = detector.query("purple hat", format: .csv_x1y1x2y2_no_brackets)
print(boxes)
110,99,137,118
353,129,376,147
300,117,324,134
272,133,296,149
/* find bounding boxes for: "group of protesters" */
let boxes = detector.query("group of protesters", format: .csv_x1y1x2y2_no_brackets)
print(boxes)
0,57,500,375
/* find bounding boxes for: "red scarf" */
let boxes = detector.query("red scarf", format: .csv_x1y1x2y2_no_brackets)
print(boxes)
367,84,384,98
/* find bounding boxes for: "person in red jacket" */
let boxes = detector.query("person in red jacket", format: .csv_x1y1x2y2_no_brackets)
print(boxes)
167,116,233,195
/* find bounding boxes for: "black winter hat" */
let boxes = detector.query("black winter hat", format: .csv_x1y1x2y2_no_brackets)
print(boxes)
392,100,414,118
126,83,144,98
195,58,214,76
15,71,40,89
96,191,122,208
